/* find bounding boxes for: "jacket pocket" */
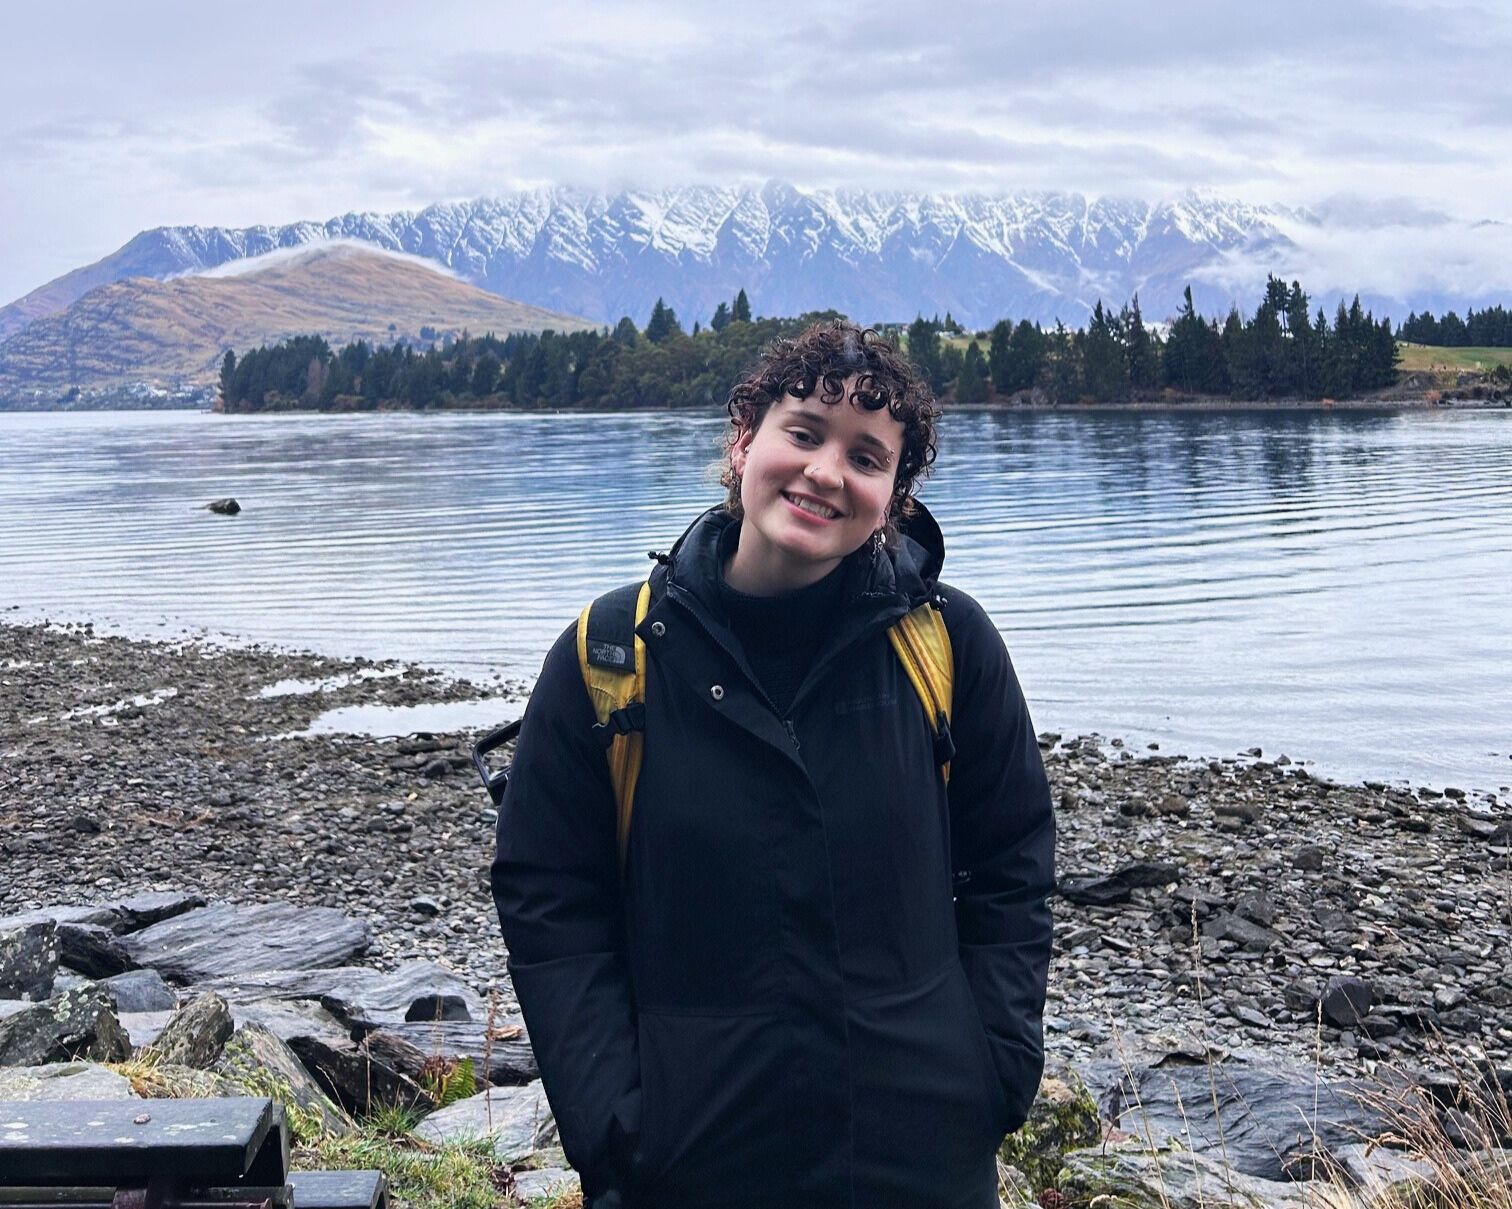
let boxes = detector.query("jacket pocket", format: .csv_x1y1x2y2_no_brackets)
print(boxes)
848,961,1009,1196
631,1008,788,1205
956,963,1013,1139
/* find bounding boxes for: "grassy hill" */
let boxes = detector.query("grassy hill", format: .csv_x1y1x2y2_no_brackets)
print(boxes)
0,244,592,407
1395,342,1512,373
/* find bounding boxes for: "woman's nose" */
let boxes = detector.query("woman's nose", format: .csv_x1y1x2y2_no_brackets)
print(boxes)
804,453,844,489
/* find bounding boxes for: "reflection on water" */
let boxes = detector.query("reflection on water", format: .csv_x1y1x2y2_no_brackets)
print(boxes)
2,407,1510,792
289,697,526,738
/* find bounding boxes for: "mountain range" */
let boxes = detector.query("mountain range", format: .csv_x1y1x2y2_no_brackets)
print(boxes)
0,245,590,408
1,184,1307,344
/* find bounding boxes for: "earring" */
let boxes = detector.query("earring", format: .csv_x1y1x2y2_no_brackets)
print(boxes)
871,529,885,556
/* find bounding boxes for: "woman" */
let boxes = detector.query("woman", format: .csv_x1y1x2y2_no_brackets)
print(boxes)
492,320,1054,1209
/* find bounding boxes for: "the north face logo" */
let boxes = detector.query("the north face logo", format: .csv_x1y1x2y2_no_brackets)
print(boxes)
587,640,631,669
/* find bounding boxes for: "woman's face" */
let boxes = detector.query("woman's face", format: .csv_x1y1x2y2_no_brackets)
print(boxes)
726,381,903,594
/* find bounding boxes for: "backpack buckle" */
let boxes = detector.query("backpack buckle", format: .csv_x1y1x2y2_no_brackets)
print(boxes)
592,701,646,748
933,712,956,766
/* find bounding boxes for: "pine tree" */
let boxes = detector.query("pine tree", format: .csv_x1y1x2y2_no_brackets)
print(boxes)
732,289,752,323
218,351,237,404
710,301,731,332
1081,302,1128,400
988,321,1013,392
645,298,682,344
612,316,639,347
956,341,988,403
906,316,943,392
1122,295,1158,391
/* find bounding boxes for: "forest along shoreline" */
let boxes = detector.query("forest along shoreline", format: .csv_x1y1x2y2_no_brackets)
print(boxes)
3,619,1508,1081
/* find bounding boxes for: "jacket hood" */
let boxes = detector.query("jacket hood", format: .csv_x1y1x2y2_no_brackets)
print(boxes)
660,501,946,620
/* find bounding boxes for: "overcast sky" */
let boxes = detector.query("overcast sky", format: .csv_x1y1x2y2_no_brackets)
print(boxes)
4,0,1510,304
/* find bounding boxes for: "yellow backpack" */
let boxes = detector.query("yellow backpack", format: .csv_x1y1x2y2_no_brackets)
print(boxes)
577,579,955,871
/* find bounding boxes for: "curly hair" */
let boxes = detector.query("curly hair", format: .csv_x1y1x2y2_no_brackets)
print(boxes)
720,319,940,535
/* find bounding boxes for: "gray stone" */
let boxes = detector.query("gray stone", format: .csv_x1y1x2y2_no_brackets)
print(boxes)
230,996,426,1116
364,1017,538,1085
1200,912,1282,952
101,968,177,1013
1321,976,1374,1028
121,903,372,982
0,983,131,1066
0,1061,136,1101
216,1022,353,1137
1106,1058,1392,1182
1293,844,1328,871
0,921,58,1000
201,960,482,1027
119,1010,175,1049
147,991,234,1069
55,923,134,978
0,892,204,937
1059,874,1132,907
513,1167,576,1202
1059,1143,1313,1209
412,1081,556,1163
1329,1142,1437,1193
207,498,242,515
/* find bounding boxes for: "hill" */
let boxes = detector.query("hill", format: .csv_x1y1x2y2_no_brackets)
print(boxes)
0,244,592,409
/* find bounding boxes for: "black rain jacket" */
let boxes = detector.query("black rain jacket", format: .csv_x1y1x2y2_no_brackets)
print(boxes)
491,505,1054,1209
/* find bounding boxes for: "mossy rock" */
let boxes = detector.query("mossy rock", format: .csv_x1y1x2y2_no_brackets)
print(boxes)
997,1064,1102,1192
1056,1144,1314,1209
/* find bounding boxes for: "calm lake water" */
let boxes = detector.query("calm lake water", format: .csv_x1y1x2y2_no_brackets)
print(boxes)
3,407,1509,794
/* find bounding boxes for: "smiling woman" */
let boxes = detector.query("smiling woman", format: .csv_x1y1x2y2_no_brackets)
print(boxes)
490,319,1056,1209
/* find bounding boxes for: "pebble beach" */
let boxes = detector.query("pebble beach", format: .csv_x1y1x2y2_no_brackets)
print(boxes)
3,618,1508,1083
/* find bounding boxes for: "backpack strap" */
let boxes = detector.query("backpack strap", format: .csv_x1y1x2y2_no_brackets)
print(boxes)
577,579,653,871
887,602,955,783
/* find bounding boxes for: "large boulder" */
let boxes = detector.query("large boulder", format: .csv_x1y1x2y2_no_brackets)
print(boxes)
147,992,234,1069
0,921,58,1000
359,1018,537,1086
100,968,178,1013
1059,1143,1314,1209
997,1064,1102,1191
201,960,482,1027
231,996,428,1117
121,904,372,982
413,1081,557,1163
0,983,130,1066
0,1061,135,1100
56,923,134,979
0,892,204,936
1105,1058,1393,1181
216,1022,353,1139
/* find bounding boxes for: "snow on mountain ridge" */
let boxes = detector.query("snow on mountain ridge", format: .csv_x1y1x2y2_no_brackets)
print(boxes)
2,184,1306,341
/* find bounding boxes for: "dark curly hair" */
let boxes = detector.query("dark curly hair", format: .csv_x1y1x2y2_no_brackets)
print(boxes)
721,319,940,536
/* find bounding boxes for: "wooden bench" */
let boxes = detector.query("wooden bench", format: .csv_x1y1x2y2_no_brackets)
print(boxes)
0,1098,387,1209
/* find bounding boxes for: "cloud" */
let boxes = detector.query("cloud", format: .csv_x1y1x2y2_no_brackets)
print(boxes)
3,0,1512,305
1192,207,1512,304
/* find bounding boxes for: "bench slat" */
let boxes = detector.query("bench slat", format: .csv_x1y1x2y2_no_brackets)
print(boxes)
0,1099,284,1186
287,1170,388,1209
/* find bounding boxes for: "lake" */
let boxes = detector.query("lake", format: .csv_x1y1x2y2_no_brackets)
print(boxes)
2,406,1509,794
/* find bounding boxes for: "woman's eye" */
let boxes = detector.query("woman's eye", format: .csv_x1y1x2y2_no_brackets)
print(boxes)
852,454,881,471
789,429,819,445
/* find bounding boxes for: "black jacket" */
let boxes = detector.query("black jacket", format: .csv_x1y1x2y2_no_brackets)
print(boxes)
491,506,1054,1209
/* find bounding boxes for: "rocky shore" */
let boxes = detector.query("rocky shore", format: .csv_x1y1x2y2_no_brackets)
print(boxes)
3,619,1508,1078
3,619,1510,1204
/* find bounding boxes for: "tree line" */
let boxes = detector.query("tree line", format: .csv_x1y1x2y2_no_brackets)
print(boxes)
908,277,1398,404
1399,305,1512,348
217,291,824,413
217,278,1399,413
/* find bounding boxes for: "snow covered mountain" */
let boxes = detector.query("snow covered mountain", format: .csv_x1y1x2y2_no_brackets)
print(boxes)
1,184,1298,340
